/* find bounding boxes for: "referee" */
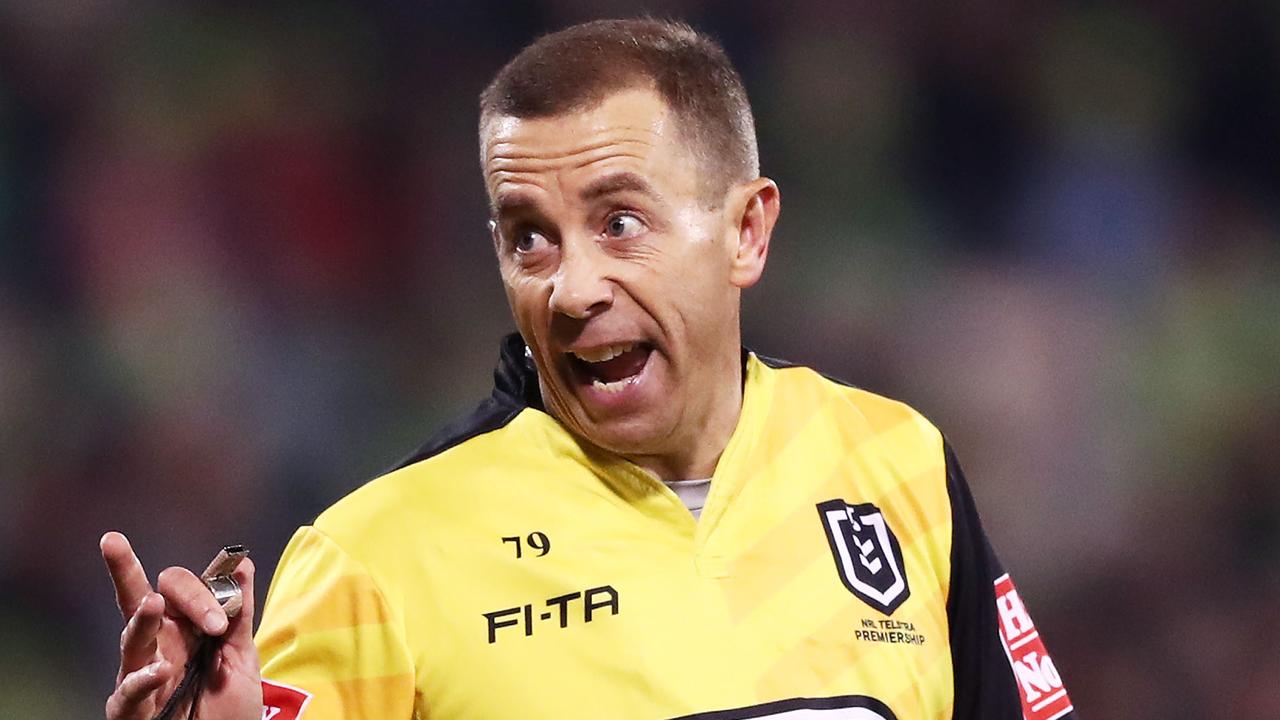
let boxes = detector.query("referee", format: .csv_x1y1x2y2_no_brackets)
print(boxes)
102,18,1075,720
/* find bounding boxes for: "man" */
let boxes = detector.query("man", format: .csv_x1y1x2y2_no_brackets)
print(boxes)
102,19,1076,720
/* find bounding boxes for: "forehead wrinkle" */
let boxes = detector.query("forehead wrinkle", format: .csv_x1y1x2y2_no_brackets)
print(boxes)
484,106,676,213
566,147,648,171
488,142,654,178
487,144,657,214
487,131,656,163
489,156,660,216
485,119,662,171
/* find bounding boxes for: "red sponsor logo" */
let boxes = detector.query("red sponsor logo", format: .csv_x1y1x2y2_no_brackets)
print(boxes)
994,574,1073,720
261,679,313,720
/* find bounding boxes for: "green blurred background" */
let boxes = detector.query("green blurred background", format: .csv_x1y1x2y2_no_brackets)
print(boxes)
1,1,1278,717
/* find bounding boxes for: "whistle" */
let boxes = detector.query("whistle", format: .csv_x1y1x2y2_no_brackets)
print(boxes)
200,544,248,618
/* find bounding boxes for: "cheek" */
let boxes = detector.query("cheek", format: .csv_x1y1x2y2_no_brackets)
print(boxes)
676,234,738,338
503,276,551,327
672,231,734,303
640,248,733,348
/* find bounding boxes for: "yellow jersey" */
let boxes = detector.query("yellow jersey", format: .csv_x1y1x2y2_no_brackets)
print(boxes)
255,334,1075,720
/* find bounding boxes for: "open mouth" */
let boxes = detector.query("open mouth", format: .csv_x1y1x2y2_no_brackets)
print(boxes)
567,342,653,394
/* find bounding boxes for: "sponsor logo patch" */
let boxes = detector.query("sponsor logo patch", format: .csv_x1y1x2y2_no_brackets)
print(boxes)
261,679,313,720
994,574,1073,720
816,500,910,615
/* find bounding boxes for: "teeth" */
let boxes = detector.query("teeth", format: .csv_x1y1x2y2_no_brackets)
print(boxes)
572,342,634,363
591,375,640,393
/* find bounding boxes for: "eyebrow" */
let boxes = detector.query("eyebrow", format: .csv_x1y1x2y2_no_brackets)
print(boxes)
579,172,660,203
492,192,539,218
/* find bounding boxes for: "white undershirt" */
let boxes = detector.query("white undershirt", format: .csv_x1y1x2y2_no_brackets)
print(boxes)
665,478,712,519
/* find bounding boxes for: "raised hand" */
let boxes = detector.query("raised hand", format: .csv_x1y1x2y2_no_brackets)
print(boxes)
101,532,263,720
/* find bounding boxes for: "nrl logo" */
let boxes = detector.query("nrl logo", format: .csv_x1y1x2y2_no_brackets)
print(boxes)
816,499,910,615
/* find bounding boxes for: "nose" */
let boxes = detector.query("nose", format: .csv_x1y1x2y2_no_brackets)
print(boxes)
549,239,613,319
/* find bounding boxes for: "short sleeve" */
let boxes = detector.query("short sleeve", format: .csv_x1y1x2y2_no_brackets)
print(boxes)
255,526,418,719
946,443,1078,720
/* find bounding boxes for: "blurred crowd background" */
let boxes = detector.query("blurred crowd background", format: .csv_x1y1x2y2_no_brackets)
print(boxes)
1,1,1277,717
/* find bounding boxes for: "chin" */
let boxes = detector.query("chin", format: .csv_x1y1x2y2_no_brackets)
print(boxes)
574,411,673,459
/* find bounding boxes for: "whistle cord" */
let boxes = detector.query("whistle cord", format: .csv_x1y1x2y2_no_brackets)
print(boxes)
151,635,217,720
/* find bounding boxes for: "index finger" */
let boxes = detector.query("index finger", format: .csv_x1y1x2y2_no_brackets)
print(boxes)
101,532,153,619
225,557,256,647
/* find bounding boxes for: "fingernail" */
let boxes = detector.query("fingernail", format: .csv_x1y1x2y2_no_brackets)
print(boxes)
144,661,163,677
204,609,228,634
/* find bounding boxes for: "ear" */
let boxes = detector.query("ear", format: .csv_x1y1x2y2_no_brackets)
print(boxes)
728,177,780,289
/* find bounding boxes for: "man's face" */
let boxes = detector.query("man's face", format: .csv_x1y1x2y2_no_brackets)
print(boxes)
483,88,759,470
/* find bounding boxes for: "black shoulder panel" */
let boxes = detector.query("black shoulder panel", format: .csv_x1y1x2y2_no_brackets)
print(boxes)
944,441,1029,720
946,441,1080,719
751,349,863,390
387,333,541,472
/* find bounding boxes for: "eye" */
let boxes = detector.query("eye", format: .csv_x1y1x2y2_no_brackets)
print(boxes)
514,228,550,254
604,213,645,240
